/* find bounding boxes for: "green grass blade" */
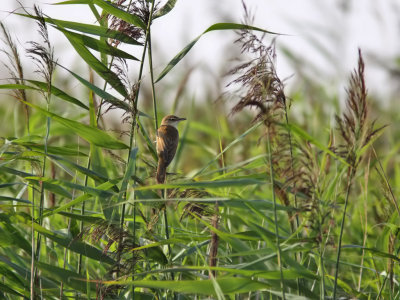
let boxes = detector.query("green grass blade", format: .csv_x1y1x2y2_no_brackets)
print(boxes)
193,121,263,177
156,23,280,82
134,266,318,281
138,117,157,161
41,180,118,218
55,26,139,60
27,221,116,265
0,83,39,91
134,178,264,191
58,211,106,224
0,214,32,253
57,63,133,113
12,141,87,157
0,167,73,198
0,281,26,297
16,13,140,44
92,0,146,29
285,123,350,166
27,80,89,109
105,277,270,295
0,82,88,110
48,154,111,184
0,196,31,203
22,101,129,149
118,148,138,200
154,0,178,18
342,245,400,262
59,27,128,97
25,176,115,198
34,260,97,293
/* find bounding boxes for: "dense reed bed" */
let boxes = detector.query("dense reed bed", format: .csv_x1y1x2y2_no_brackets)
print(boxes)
0,1,398,299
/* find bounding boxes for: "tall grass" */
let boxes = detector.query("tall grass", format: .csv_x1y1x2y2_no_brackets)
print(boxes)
0,0,398,299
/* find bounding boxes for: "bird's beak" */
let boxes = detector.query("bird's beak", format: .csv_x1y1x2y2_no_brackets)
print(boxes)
178,117,186,122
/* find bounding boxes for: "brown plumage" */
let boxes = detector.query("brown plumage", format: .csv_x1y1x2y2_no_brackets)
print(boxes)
156,115,186,183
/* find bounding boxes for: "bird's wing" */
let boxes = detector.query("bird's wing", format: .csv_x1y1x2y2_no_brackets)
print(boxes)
156,125,179,166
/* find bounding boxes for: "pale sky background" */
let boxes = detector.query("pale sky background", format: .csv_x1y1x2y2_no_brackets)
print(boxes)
1,0,399,106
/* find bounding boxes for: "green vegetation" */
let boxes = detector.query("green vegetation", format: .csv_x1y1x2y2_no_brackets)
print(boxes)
0,1,399,299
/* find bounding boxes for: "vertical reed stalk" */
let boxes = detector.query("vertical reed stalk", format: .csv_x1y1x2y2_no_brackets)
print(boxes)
30,192,35,300
147,25,158,131
376,246,400,299
210,128,224,278
358,156,370,292
319,237,325,299
78,69,98,276
266,127,285,300
34,84,52,295
333,166,355,299
77,170,90,276
120,1,156,295
283,105,303,296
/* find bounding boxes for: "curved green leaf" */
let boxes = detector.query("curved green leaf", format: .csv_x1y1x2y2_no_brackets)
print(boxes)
92,0,146,29
193,121,263,177
106,278,270,295
138,117,157,160
17,216,116,265
0,282,25,297
58,211,106,224
0,214,32,253
48,154,113,185
17,13,140,45
134,178,264,191
26,176,115,198
23,101,129,149
154,0,178,18
285,123,350,166
0,83,39,91
0,82,89,110
16,144,86,157
27,80,89,109
134,266,318,281
118,147,138,201
60,28,128,97
156,23,280,82
55,27,139,60
0,196,31,204
57,63,133,112
35,260,96,293
342,245,400,262
41,180,118,219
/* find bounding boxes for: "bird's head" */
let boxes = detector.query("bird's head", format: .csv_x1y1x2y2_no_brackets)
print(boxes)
160,115,186,128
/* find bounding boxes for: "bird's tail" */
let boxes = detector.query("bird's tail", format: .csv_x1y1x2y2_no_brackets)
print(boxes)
156,160,166,184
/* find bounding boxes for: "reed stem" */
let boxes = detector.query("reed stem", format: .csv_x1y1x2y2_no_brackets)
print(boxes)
266,127,286,300
333,166,355,299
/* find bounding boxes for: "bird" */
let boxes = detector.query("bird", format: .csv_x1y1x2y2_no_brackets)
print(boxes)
156,115,186,184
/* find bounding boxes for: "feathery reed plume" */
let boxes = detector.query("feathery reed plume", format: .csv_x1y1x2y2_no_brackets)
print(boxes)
227,3,290,296
228,5,299,226
23,6,57,298
333,49,385,298
103,1,157,127
0,22,31,133
228,38,286,126
108,0,151,47
80,221,141,297
335,49,384,167
26,6,55,97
